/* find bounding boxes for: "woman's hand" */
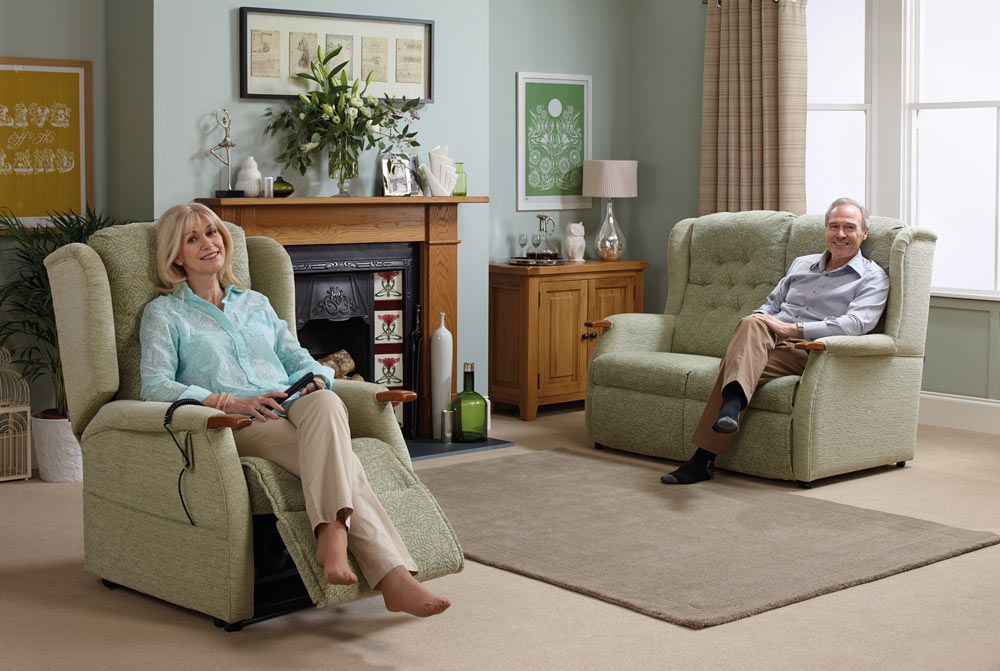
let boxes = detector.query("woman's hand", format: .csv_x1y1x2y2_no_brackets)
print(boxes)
299,376,327,396
225,391,287,422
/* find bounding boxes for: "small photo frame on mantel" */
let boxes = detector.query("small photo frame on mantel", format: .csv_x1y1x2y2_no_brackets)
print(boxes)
239,7,433,102
517,71,592,211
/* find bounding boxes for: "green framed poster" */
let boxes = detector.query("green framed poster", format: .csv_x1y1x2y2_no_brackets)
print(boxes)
517,72,592,210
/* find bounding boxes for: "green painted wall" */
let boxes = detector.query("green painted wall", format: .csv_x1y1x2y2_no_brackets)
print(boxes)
488,0,631,261
628,0,706,314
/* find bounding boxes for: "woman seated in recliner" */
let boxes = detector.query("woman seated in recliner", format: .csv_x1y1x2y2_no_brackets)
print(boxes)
139,202,450,618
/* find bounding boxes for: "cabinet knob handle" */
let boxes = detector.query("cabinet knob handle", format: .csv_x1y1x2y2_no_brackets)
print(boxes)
581,332,591,340
590,331,598,339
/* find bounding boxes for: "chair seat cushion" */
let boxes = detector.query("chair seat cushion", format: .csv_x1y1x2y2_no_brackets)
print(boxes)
240,437,463,608
589,351,799,414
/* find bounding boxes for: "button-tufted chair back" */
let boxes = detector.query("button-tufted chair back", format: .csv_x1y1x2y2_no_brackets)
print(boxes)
666,210,903,359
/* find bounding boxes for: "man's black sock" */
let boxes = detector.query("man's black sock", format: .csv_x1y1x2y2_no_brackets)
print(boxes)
713,382,747,434
660,448,716,485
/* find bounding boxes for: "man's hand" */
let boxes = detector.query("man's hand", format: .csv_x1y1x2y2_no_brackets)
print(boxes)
749,313,799,340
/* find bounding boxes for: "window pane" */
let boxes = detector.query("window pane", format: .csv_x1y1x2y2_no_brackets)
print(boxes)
921,0,1000,102
915,108,997,291
807,0,865,104
805,111,866,214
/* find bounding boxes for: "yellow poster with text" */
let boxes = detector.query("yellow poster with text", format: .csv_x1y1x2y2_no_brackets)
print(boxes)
0,67,85,218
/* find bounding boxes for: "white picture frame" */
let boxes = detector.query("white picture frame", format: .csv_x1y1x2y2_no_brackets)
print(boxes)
516,71,592,211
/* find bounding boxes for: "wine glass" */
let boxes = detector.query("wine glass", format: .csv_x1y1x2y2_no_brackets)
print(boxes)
517,233,528,258
530,233,542,258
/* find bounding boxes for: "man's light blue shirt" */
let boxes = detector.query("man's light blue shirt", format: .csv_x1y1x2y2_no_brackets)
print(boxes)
754,250,890,340
140,282,332,403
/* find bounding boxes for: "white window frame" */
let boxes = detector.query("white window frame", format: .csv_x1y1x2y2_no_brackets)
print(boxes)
835,0,1000,300
901,0,1000,298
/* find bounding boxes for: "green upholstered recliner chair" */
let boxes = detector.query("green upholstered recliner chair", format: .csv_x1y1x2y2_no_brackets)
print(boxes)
44,221,463,629
585,211,937,485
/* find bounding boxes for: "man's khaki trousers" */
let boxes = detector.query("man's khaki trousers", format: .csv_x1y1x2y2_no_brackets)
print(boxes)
690,316,809,456
233,389,417,588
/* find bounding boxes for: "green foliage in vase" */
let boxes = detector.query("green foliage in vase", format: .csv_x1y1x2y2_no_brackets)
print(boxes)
0,205,127,416
264,45,421,193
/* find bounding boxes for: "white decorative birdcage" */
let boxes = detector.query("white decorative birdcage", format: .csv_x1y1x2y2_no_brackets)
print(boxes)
0,348,31,481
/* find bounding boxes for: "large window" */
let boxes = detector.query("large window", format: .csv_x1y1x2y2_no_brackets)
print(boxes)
909,0,1000,294
805,0,868,214
805,0,1000,297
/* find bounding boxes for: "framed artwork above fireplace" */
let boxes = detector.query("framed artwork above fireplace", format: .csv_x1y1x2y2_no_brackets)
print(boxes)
239,7,434,101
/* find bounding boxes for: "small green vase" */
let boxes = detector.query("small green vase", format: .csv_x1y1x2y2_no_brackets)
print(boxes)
272,176,295,197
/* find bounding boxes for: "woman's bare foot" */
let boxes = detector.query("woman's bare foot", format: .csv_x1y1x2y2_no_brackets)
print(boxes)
379,565,450,617
314,521,357,585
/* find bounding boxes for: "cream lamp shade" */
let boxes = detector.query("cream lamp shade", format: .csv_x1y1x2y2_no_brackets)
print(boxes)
582,160,638,198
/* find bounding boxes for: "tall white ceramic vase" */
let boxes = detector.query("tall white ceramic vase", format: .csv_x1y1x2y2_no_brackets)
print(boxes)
31,414,82,482
430,312,453,439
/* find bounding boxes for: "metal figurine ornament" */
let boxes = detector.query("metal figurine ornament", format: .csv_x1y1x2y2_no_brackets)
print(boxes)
210,109,244,197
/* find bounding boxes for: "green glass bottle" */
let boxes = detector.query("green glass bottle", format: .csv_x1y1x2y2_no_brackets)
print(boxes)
451,362,486,442
451,162,467,197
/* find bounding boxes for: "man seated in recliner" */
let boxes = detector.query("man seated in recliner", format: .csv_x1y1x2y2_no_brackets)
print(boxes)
660,197,890,485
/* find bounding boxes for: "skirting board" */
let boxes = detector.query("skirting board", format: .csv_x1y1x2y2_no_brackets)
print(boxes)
919,391,1000,435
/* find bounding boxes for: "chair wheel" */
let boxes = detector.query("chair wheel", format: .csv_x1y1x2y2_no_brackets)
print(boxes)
797,480,812,489
100,579,120,590
594,442,605,450
896,461,906,468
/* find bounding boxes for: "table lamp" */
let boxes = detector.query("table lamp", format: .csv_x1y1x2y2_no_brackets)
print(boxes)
582,160,638,261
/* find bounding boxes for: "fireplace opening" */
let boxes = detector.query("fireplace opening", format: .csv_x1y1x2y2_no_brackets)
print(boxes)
286,242,420,436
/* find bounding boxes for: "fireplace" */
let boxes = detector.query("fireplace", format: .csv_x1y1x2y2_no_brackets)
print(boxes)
196,195,488,437
287,242,420,436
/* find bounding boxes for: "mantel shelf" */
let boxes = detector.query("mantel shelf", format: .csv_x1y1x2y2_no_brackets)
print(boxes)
197,196,489,206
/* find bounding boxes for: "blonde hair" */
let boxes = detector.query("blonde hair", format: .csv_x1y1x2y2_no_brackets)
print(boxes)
154,202,246,294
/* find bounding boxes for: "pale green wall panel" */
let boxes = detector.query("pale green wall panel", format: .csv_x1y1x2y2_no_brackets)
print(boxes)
628,0,706,314
106,0,153,221
488,0,632,262
923,299,995,398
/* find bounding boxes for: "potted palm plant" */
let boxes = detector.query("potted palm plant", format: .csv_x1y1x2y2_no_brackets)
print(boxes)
0,205,124,480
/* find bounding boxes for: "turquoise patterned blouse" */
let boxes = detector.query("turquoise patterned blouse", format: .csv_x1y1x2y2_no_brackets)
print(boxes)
139,282,332,404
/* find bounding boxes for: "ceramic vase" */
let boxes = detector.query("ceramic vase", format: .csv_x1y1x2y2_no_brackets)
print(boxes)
430,313,453,439
235,156,262,197
31,414,82,482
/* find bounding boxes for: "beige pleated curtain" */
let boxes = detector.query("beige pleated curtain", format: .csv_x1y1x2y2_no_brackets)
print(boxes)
698,0,807,215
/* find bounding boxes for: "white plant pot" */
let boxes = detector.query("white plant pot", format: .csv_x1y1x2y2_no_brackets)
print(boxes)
31,414,82,482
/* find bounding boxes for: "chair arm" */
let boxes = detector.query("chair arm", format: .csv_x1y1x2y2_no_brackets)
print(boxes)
83,399,248,434
79,400,251,531
331,379,412,468
590,313,677,359
795,334,898,356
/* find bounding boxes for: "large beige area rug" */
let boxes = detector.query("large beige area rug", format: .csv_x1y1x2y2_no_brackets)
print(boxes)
419,449,1000,629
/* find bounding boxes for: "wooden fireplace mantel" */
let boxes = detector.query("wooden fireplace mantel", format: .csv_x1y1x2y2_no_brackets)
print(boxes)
196,195,489,437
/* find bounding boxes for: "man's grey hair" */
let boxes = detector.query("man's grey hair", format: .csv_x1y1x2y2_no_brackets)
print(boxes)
825,197,869,231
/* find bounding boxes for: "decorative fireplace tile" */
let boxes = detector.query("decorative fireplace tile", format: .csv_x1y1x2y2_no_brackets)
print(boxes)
373,270,405,424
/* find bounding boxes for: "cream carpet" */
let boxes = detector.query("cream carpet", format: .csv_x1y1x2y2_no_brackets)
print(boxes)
419,448,1000,629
